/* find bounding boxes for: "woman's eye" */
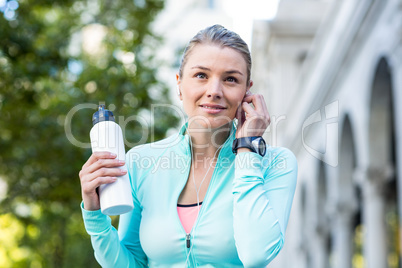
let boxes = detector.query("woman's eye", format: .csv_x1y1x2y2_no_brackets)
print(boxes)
226,77,238,83
195,73,207,79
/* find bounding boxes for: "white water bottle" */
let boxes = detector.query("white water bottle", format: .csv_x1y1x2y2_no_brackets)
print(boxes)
89,104,134,215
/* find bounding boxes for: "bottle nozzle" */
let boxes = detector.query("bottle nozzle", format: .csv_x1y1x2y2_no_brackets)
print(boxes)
92,104,115,125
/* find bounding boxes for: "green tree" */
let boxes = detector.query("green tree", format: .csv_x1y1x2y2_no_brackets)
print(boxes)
0,0,178,266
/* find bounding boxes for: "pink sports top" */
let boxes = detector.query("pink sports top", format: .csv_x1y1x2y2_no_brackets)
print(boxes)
177,202,202,234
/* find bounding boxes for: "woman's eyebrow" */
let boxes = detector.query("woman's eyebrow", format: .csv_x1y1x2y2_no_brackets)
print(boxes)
191,65,244,76
225,70,244,76
191,65,210,71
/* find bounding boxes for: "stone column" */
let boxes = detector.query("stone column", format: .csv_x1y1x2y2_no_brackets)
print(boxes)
333,203,354,268
362,167,388,268
313,225,330,268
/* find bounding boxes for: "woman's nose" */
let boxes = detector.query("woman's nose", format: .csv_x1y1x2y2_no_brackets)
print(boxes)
205,79,222,99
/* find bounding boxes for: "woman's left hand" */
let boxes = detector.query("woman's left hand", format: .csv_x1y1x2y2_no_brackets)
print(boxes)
235,93,271,139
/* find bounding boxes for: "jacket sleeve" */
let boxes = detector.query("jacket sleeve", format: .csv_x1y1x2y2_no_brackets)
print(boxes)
232,148,297,267
81,175,147,267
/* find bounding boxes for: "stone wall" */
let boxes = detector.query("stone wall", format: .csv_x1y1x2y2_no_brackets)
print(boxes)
251,0,402,267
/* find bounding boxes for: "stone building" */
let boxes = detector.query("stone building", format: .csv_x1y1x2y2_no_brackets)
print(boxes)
250,0,402,267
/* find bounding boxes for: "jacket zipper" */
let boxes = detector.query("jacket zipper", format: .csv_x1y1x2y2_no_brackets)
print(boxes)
186,233,191,248
184,149,222,251
179,135,194,256
179,132,229,260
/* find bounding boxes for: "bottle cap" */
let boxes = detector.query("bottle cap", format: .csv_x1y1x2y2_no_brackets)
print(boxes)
92,104,115,125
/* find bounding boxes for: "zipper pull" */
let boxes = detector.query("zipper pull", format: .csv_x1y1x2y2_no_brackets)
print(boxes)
186,233,191,248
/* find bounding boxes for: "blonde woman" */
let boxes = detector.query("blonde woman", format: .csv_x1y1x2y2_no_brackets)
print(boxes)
79,24,297,267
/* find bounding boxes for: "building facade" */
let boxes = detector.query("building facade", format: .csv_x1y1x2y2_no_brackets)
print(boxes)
251,0,402,267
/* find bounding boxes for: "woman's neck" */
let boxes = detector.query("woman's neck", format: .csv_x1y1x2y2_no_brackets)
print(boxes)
186,121,232,158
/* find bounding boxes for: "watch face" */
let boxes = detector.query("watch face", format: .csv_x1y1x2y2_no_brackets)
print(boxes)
251,137,266,156
258,139,266,156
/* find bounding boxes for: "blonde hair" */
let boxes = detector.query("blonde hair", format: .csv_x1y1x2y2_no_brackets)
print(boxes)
178,24,252,86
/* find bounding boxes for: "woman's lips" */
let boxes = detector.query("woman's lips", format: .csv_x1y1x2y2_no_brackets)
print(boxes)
199,104,226,114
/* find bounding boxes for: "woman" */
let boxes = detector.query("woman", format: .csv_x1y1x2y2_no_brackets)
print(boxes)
79,24,297,267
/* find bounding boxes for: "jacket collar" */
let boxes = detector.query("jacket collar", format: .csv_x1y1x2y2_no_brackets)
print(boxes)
177,121,237,157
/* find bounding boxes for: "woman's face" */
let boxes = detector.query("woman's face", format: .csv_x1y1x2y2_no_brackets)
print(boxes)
177,44,252,130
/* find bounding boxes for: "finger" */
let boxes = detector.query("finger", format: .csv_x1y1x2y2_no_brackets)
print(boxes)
255,94,269,115
253,94,270,124
243,102,270,129
81,167,126,184
264,105,271,125
243,94,263,110
242,94,254,103
85,158,125,174
82,151,117,170
243,90,252,101
242,101,257,116
92,167,127,181
82,176,118,195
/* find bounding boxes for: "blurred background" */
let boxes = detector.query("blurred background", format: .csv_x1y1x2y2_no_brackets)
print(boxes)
0,0,401,267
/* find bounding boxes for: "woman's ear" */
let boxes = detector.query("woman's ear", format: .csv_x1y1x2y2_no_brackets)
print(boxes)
245,80,253,96
176,73,183,100
248,80,254,90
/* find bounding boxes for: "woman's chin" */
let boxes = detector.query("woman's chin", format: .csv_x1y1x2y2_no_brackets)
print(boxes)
187,116,234,130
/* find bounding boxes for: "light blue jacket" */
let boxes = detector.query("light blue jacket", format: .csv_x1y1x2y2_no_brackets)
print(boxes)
81,122,297,267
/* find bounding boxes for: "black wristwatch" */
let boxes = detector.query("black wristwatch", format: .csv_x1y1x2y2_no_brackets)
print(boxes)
232,136,267,156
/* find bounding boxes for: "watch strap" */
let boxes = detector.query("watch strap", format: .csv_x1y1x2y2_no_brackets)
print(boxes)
232,136,263,155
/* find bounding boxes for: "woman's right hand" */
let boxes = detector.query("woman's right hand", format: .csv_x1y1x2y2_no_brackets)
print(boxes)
79,152,127,211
